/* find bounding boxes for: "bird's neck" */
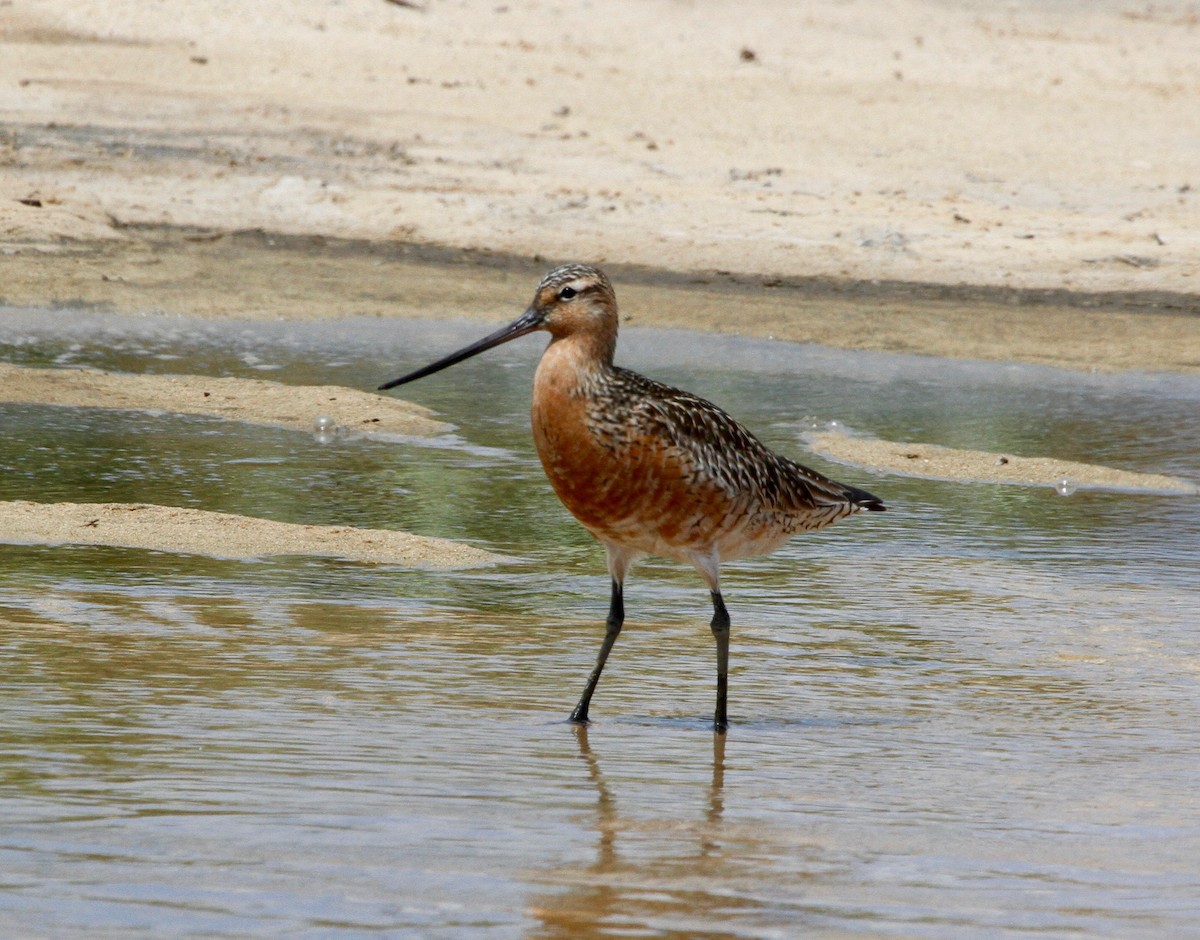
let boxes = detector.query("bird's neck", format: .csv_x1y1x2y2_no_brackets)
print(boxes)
540,328,617,380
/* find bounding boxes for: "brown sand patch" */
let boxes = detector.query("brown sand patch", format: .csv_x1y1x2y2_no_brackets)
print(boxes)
0,193,125,243
806,430,1199,495
0,362,449,438
3,231,1196,375
0,500,505,567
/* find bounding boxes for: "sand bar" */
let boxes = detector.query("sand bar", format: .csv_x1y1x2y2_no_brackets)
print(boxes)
806,430,1199,495
0,500,505,567
0,362,449,438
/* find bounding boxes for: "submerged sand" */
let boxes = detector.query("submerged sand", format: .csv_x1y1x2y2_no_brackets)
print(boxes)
0,500,504,568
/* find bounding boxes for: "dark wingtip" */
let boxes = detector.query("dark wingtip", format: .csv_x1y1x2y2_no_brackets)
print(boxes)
845,484,886,511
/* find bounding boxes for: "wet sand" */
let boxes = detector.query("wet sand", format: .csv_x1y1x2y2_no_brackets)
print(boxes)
2,230,1198,374
0,500,504,567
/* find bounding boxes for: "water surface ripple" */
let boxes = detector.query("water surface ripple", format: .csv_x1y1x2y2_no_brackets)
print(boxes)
2,310,1198,938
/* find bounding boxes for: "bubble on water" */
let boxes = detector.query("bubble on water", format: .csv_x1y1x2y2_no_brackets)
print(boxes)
313,415,338,444
800,417,844,433
1055,477,1076,496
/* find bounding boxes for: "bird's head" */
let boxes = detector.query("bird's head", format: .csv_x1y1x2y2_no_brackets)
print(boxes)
378,263,617,391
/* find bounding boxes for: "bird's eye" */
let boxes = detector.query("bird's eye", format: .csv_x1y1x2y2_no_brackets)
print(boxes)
558,286,577,301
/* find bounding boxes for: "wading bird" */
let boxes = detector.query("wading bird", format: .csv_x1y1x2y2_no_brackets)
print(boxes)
380,264,885,733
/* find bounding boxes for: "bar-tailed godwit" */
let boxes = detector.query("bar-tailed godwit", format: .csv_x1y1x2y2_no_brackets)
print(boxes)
380,264,885,733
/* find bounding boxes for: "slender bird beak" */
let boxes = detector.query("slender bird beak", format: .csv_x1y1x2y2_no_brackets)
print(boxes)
378,306,545,390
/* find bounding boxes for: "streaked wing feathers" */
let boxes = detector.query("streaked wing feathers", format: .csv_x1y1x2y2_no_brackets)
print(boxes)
595,367,883,515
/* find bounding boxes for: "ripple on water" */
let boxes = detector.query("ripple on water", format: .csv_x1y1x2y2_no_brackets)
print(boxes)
1,310,1198,938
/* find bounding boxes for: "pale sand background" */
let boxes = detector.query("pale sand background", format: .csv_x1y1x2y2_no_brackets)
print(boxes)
3,0,1199,295
2,0,1198,560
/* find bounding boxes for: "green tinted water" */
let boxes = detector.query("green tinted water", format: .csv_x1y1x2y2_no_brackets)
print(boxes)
2,309,1198,937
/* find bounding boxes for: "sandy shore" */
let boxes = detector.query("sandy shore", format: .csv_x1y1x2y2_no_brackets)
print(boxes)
3,0,1198,562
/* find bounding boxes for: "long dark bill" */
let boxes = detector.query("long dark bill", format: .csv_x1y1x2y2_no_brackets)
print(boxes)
378,307,544,391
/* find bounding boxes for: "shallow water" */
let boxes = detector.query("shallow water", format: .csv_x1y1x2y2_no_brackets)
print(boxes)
2,308,1199,938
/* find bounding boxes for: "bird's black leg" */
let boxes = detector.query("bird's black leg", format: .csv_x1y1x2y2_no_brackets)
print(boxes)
570,579,625,724
710,591,731,734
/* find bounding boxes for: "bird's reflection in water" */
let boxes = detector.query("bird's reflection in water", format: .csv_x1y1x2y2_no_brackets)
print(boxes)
528,727,745,939
575,724,619,874
702,731,726,856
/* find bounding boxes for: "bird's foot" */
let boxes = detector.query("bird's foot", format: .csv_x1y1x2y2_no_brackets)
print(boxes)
568,706,591,725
